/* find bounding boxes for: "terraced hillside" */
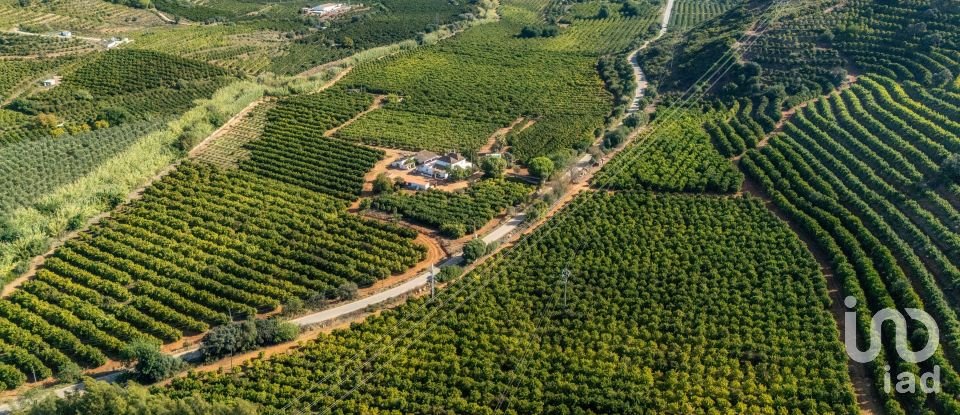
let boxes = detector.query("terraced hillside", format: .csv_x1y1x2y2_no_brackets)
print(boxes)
740,75,960,414
642,0,959,106
0,0,163,35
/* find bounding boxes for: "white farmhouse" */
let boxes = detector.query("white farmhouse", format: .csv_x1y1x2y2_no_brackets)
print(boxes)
301,3,345,16
434,153,473,171
41,77,61,87
416,152,473,180
404,176,432,191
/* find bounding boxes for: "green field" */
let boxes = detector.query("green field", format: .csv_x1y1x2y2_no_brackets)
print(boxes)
4,0,959,412
740,75,960,413
167,191,857,414
335,2,645,160
372,179,533,236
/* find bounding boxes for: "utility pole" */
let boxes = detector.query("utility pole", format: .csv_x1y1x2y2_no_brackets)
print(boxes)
561,268,571,308
228,309,234,370
428,265,437,298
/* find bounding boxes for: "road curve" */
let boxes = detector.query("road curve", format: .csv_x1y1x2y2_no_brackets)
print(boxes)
0,2,677,411
627,0,675,113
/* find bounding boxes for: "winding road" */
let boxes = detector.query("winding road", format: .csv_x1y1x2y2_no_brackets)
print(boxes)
627,0,675,113
0,1,677,411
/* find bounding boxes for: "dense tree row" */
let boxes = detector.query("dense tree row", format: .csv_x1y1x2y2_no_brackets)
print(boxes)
0,163,426,389
597,51,637,120
338,7,617,161
372,179,533,237
241,90,384,201
741,75,960,414
20,380,258,415
7,49,234,129
0,120,164,216
594,110,743,193
166,191,857,414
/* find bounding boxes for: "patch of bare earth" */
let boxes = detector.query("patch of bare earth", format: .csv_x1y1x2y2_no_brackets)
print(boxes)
480,117,525,154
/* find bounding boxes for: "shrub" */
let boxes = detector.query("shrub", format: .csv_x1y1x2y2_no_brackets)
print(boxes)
255,319,300,345
462,239,488,263
528,157,555,182
481,157,507,178
121,340,186,383
437,265,463,282
0,364,24,389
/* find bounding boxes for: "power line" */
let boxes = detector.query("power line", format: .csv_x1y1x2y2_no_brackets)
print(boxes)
283,1,793,412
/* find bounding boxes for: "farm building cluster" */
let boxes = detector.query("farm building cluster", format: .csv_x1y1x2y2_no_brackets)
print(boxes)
300,3,350,16
389,151,475,190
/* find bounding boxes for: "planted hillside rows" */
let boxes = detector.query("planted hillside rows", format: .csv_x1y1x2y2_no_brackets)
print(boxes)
648,0,958,114
594,110,743,193
0,163,425,389
240,89,383,201
372,179,533,236
0,0,161,35
339,14,616,160
167,191,856,414
149,0,474,75
195,102,273,168
66,49,230,96
668,0,737,29
741,75,960,414
706,95,780,157
11,49,234,126
0,58,70,104
0,120,164,215
0,34,90,57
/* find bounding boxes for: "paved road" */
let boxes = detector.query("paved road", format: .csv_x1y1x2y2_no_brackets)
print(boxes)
291,255,463,327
